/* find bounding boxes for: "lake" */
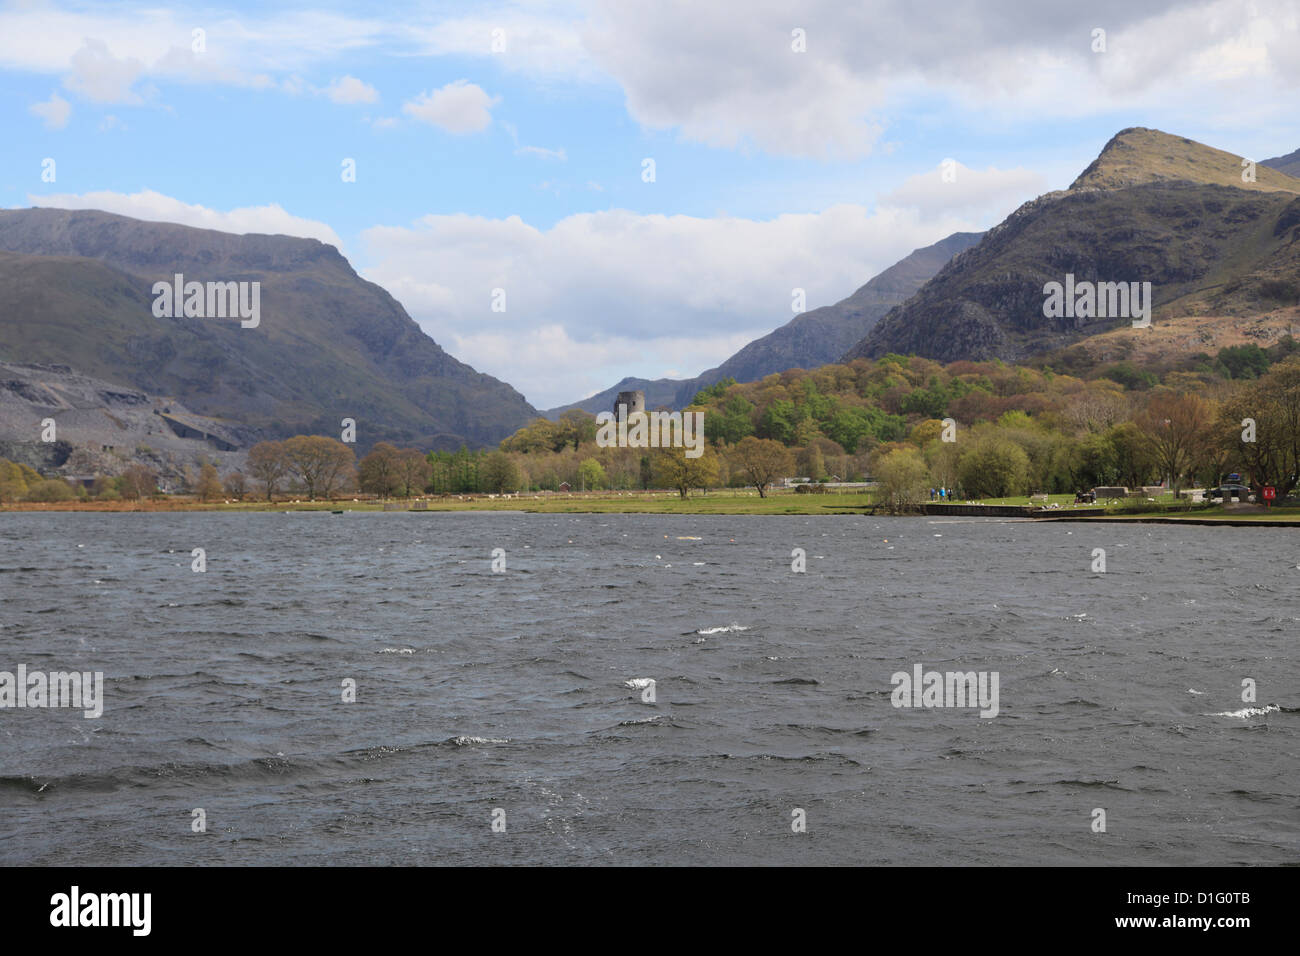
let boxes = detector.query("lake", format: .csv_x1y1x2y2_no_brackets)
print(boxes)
1,512,1295,865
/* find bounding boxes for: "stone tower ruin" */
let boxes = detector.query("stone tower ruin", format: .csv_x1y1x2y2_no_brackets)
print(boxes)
614,390,645,421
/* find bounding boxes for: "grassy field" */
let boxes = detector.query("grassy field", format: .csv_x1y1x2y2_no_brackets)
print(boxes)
1,489,876,516
5,489,1300,521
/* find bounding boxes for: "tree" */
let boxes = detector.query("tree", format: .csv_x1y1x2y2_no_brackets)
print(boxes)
1137,392,1213,493
1221,357,1300,496
557,409,597,451
1063,387,1128,434
394,448,432,497
1107,421,1156,488
924,440,960,492
358,442,401,496
283,435,355,500
874,447,929,513
797,444,826,481
223,471,247,501
0,458,34,503
247,441,289,501
118,464,158,500
578,457,606,490
196,462,223,502
90,475,119,500
756,399,802,444
730,436,793,497
1216,344,1270,380
1069,432,1119,490
480,451,520,493
957,435,1030,498
706,395,756,445
652,447,719,498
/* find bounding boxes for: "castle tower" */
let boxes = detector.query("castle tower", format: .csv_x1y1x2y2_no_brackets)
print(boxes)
614,390,645,421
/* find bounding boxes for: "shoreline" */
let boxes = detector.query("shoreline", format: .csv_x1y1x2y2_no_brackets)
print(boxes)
3,495,1297,523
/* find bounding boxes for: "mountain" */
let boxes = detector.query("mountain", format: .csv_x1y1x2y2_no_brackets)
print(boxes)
0,208,537,449
1263,148,1300,179
1071,127,1300,193
544,231,981,417
542,376,682,418
844,128,1300,364
0,361,244,488
668,231,983,405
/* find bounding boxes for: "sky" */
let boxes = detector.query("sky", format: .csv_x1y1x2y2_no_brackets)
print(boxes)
3,0,1299,409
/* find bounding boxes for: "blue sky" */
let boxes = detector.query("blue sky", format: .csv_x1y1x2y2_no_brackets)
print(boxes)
3,0,1298,408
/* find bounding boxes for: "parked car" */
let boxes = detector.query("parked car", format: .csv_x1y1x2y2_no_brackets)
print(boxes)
1205,484,1254,502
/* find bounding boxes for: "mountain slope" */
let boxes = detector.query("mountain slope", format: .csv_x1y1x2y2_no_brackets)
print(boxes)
1263,148,1300,179
670,231,983,404
0,208,536,448
1072,127,1300,194
845,129,1300,364
544,231,981,416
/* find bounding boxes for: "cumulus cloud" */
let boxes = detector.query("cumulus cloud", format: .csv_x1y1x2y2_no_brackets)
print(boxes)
29,91,71,129
63,38,145,103
324,74,378,104
580,0,1300,157
360,204,978,407
3,1,1297,154
881,162,1048,219
28,189,344,249
401,80,498,132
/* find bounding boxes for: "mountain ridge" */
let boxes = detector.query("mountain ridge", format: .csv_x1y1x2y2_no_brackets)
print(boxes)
544,230,982,417
843,128,1300,365
0,208,538,448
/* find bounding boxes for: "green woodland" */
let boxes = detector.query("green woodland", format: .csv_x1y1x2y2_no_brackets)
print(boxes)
4,340,1300,508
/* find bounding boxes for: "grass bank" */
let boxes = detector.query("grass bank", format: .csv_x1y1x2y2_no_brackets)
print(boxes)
5,490,1299,521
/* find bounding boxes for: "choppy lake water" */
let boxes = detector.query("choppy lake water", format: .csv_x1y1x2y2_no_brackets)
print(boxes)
1,512,1296,865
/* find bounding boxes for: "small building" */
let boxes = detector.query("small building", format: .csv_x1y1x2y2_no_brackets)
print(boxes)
558,481,572,492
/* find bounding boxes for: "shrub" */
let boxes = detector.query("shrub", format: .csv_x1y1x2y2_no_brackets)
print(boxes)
24,479,76,502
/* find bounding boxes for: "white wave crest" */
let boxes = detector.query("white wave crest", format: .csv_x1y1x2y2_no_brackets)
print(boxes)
696,623,750,635
448,735,510,746
1207,705,1279,718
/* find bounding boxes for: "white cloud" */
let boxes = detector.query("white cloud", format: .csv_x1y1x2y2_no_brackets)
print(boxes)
63,38,145,104
409,12,600,79
881,163,1048,219
3,1,1297,156
401,80,498,133
580,0,1300,158
28,190,344,249
324,74,378,104
361,203,978,407
516,145,567,161
29,91,71,130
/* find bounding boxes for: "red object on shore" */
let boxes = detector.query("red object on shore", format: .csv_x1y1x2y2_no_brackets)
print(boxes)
1262,486,1276,506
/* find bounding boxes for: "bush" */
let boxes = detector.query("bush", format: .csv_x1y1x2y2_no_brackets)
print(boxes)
24,479,76,502
957,437,1031,498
